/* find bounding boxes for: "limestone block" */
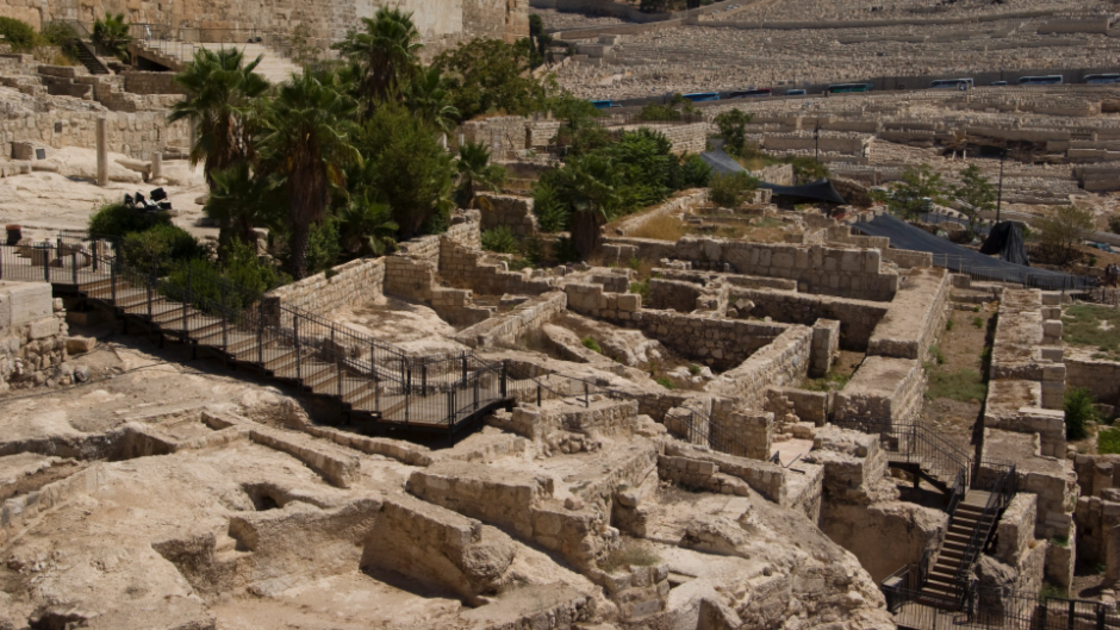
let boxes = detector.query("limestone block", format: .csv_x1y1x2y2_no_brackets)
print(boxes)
1042,319,1063,340
28,317,61,340
4,282,52,327
65,336,96,354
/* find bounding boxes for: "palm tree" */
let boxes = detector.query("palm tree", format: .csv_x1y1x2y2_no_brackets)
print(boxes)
455,141,506,209
554,153,620,259
339,195,398,256
259,69,361,279
92,12,132,62
168,47,269,186
332,7,421,108
406,66,459,134
204,162,282,253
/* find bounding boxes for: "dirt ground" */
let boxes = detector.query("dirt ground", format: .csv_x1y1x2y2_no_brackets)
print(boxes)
921,300,998,447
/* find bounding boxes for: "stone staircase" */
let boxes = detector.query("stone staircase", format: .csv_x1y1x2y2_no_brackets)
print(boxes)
132,40,300,84
919,490,993,606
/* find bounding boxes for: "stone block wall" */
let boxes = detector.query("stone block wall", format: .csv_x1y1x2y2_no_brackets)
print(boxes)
661,443,789,506
648,278,702,312
810,318,840,378
478,193,538,237
1066,357,1120,406
264,257,385,316
611,190,707,239
673,237,899,302
0,111,190,161
637,311,792,371
439,235,554,296
833,356,924,422
705,325,814,410
0,282,69,391
123,71,184,95
866,267,950,361
384,255,436,302
456,291,566,348
730,287,887,351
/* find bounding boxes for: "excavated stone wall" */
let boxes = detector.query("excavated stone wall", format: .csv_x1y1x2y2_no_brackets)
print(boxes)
704,325,814,409
0,282,69,391
264,257,386,316
1066,357,1120,406
730,287,887,351
833,356,924,423
0,111,190,161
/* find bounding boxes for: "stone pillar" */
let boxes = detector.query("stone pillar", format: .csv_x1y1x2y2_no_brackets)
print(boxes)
1107,524,1120,581
150,151,162,181
95,117,108,187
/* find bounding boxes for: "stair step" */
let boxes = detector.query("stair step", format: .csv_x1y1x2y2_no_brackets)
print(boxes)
274,359,331,381
344,382,380,410
151,304,198,324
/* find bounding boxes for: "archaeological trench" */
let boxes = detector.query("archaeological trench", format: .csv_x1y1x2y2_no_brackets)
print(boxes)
4,0,1120,627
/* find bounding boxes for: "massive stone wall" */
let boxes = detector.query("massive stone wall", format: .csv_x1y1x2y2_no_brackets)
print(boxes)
0,111,190,161
6,0,526,52
263,257,386,316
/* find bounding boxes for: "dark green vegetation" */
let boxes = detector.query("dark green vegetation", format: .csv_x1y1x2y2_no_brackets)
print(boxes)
1098,428,1120,455
531,129,711,259
713,108,829,186
709,172,760,208
1062,304,1120,361
1065,387,1097,441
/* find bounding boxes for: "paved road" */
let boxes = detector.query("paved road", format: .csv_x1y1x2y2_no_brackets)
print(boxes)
853,213,1095,290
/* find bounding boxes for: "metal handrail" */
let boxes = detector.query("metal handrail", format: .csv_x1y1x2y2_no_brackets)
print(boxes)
952,463,1016,608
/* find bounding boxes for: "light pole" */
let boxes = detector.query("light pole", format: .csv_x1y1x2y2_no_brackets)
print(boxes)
995,149,1005,224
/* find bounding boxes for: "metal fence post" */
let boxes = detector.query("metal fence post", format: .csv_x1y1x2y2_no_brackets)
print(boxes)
294,314,301,380
583,382,589,408
43,246,50,282
220,281,228,354
257,303,264,374
461,353,468,386
405,366,411,425
182,263,191,334
448,386,455,427
110,257,117,303
71,252,77,284
422,362,428,397
500,361,507,398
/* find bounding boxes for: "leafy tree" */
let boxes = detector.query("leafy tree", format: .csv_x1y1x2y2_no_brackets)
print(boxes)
709,172,759,207
434,38,546,121
1109,215,1120,236
0,17,38,52
455,141,506,208
338,195,398,256
204,162,282,253
168,47,269,185
532,182,568,233
121,224,205,274
787,157,829,185
952,164,996,236
1036,205,1094,265
528,14,544,38
405,66,460,134
357,103,455,239
41,22,81,60
258,69,361,279
481,226,519,253
714,108,753,156
548,94,603,148
92,12,132,61
874,164,946,221
678,154,713,189
333,7,421,108
547,153,621,259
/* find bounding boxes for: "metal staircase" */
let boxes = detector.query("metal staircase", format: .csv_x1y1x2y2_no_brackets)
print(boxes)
0,239,509,435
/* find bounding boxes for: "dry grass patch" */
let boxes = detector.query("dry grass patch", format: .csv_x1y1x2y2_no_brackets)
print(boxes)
628,214,686,241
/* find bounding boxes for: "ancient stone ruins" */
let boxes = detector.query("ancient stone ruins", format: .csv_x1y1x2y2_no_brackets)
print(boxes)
1,0,1120,629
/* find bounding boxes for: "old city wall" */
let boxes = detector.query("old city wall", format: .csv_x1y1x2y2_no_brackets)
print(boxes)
4,0,526,50
704,325,814,410
729,287,887,351
263,257,386,316
0,111,190,161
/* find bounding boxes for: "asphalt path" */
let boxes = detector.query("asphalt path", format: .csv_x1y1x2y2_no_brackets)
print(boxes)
853,213,1095,290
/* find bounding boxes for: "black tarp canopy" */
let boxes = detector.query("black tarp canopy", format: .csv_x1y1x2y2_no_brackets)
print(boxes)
758,178,847,205
979,221,1030,266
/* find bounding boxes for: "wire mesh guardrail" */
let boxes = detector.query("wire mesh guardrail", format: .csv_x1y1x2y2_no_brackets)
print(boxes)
883,582,1120,630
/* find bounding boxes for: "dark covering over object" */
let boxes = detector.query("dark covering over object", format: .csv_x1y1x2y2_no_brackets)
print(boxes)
759,178,847,205
980,222,1030,266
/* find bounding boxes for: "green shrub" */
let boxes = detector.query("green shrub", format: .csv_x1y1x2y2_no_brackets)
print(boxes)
929,345,945,365
303,218,341,276
972,316,983,328
121,224,205,274
679,154,712,188
638,103,682,122
553,236,580,264
88,202,172,240
163,239,287,315
688,364,701,376
1098,428,1120,455
1109,215,1120,235
709,172,759,208
656,377,674,389
946,318,954,331
581,337,602,353
40,22,80,58
481,226,519,253
629,280,650,301
0,17,39,52
1065,387,1096,440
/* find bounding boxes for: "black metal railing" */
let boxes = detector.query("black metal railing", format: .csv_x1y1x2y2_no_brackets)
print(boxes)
2,238,508,432
832,417,973,508
953,463,1017,607
664,405,758,461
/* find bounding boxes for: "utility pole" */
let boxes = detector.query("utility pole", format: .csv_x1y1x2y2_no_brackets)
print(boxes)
995,149,1005,224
